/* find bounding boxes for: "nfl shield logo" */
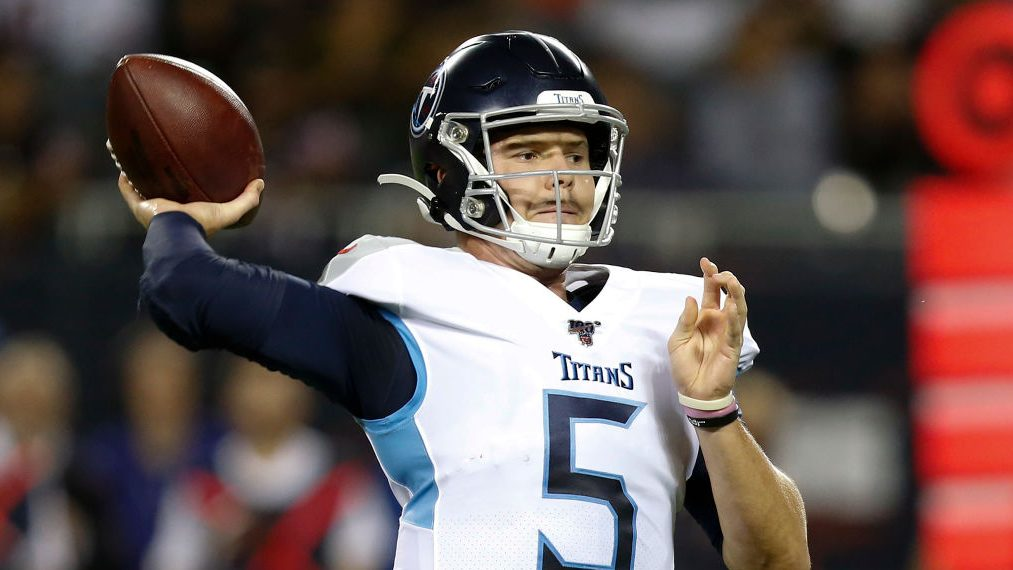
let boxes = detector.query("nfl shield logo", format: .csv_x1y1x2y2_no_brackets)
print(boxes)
568,320,602,347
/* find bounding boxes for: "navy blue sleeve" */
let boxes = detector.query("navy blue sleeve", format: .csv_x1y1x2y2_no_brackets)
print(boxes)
139,212,416,420
683,453,724,553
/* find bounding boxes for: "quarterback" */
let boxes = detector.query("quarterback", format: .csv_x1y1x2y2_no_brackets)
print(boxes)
117,32,809,569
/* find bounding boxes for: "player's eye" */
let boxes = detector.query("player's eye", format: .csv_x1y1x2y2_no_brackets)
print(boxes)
515,151,538,161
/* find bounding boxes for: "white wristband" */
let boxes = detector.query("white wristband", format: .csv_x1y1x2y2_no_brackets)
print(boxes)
678,391,735,411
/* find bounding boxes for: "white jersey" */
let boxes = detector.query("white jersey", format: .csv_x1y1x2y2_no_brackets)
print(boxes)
319,236,759,570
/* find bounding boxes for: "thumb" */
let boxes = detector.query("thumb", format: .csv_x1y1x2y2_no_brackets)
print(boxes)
670,296,698,345
216,179,264,227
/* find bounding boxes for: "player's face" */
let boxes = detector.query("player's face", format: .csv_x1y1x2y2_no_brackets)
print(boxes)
489,126,595,225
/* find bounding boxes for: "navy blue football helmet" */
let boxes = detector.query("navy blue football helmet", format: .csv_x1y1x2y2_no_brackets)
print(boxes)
379,31,629,268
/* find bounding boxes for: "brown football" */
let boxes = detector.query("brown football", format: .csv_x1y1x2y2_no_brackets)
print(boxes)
106,54,265,212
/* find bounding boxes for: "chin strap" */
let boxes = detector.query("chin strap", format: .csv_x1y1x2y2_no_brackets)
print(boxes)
378,174,489,239
377,173,434,200
378,173,451,228
510,219,590,269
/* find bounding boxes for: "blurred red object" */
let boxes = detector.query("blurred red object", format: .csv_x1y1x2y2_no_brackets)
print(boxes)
908,178,1013,281
914,1,1013,176
921,480,1013,570
915,383,1013,477
911,8,1013,563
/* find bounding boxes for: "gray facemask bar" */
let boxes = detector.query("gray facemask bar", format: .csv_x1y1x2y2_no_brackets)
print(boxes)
438,102,629,248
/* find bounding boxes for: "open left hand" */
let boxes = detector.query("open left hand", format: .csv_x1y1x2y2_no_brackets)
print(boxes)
667,257,748,401
117,173,263,238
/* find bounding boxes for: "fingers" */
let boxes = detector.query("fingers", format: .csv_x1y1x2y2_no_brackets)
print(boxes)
700,257,720,309
718,271,747,325
118,174,265,235
723,296,744,349
699,257,748,320
713,271,746,351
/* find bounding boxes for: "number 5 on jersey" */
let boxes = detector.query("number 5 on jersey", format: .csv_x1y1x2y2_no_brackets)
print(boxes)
540,391,645,569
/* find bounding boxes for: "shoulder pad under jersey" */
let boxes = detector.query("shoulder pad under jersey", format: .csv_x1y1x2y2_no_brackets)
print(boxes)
317,235,417,285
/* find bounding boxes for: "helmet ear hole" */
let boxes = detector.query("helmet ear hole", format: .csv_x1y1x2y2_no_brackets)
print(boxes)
424,164,442,186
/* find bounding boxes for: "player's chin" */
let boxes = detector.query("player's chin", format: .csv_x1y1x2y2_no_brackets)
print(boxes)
527,213,587,225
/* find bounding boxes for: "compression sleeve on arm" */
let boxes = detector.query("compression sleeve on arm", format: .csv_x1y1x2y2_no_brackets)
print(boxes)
139,212,415,420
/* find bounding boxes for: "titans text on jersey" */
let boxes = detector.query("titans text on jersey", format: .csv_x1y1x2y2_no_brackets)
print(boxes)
552,351,634,390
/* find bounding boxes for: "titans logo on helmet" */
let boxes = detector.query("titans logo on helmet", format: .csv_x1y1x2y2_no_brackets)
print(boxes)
410,67,446,138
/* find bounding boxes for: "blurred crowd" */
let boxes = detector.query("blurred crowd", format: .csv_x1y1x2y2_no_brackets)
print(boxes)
0,0,970,568
0,0,953,264
0,327,399,569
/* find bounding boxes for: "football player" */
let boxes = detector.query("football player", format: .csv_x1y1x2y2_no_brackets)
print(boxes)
116,31,808,569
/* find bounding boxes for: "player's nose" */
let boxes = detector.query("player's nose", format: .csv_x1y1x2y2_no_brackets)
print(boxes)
542,153,574,190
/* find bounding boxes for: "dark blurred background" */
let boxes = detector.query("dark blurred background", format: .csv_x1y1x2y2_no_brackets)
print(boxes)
0,0,973,568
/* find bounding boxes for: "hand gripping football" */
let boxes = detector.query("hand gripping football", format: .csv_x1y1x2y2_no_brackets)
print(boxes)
106,54,265,214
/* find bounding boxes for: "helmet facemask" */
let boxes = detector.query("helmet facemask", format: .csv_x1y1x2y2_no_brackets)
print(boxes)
436,99,628,268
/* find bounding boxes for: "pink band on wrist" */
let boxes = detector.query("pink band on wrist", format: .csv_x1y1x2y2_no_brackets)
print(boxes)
683,401,738,419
